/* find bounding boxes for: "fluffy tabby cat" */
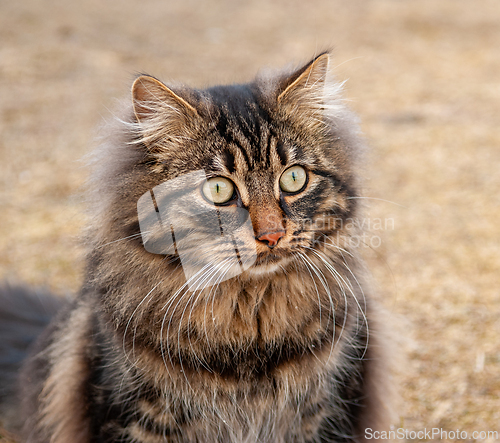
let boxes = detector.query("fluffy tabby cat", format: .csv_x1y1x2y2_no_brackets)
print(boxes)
0,53,394,442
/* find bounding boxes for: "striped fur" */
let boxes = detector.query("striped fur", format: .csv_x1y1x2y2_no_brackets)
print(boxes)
11,53,395,442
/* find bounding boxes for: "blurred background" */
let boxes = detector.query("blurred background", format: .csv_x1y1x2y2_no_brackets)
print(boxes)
1,0,499,440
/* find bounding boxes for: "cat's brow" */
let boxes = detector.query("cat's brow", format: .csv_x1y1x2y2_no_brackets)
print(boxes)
276,141,288,166
215,113,252,169
221,149,235,174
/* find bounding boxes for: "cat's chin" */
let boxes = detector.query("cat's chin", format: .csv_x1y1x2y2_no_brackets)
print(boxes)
243,256,293,277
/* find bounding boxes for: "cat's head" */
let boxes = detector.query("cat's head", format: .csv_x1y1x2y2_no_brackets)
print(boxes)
89,52,364,293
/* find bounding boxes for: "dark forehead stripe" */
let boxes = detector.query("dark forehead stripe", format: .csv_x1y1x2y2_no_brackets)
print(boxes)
276,142,288,166
221,149,235,174
264,132,274,168
215,109,252,169
236,108,261,149
209,84,273,170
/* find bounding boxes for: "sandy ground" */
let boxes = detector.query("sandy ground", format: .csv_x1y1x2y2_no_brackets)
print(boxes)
1,0,499,441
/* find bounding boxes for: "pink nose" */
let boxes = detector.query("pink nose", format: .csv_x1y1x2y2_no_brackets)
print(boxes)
256,231,285,248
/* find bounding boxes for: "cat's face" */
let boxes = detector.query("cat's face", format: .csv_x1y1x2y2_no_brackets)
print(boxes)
130,54,358,289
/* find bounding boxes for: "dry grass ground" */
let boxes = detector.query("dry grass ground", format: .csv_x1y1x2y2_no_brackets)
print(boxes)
1,0,499,441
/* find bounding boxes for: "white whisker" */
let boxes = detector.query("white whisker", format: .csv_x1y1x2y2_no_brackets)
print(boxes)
97,232,145,249
307,247,369,359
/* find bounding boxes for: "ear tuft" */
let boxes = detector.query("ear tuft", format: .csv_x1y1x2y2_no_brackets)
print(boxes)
132,75,198,123
277,53,333,128
131,76,200,150
278,53,330,104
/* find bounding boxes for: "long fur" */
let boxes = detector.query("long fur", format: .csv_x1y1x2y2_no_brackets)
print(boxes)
1,53,395,442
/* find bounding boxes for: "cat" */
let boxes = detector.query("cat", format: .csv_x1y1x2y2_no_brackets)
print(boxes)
0,52,394,442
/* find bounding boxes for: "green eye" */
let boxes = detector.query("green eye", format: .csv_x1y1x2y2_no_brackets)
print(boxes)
202,177,235,204
279,165,307,194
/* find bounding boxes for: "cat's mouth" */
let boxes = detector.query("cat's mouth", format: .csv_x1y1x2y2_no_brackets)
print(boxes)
246,249,294,276
255,249,288,263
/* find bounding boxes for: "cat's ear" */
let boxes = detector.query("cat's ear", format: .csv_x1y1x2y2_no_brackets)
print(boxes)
132,75,199,146
277,53,330,125
132,75,198,121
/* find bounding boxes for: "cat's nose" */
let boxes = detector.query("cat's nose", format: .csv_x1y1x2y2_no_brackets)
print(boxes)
256,231,285,248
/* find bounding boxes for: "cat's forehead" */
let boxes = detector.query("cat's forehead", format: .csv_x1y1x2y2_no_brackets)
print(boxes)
202,84,317,175
207,84,273,150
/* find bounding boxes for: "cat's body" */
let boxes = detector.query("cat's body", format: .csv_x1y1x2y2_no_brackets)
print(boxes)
0,53,393,442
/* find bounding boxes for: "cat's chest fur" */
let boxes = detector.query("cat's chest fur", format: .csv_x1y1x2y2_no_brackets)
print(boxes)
87,278,351,443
